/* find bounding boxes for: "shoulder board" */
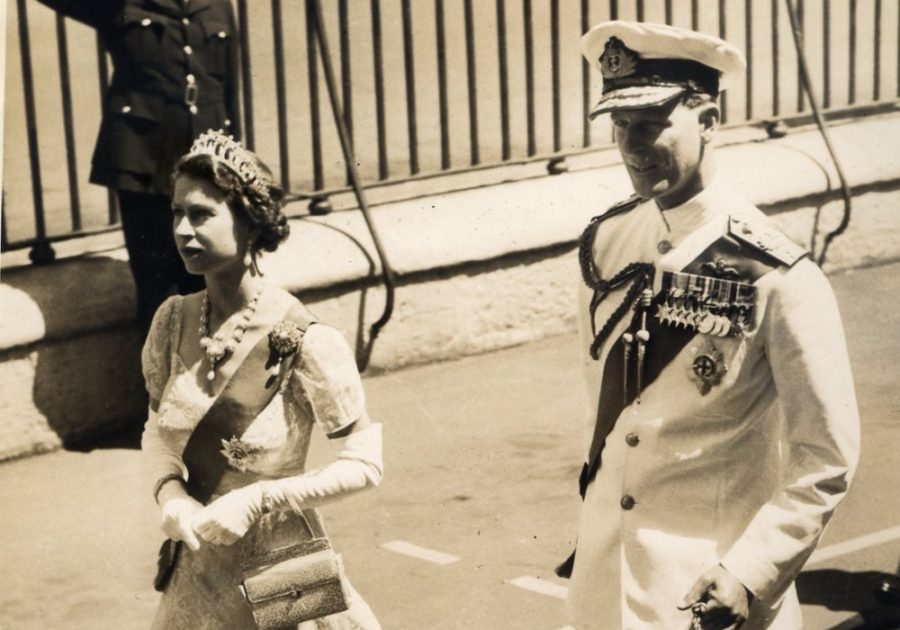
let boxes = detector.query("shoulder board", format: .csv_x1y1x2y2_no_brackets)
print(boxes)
728,215,808,267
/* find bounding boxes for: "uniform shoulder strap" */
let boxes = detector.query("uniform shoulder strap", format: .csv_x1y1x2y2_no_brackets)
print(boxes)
728,215,808,268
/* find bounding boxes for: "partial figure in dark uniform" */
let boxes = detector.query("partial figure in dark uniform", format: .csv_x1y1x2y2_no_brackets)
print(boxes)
559,21,861,630
35,0,241,332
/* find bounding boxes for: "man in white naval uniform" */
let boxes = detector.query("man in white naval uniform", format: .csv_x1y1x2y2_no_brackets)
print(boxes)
559,21,860,630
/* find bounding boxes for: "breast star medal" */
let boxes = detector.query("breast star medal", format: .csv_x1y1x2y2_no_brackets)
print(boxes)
688,342,727,395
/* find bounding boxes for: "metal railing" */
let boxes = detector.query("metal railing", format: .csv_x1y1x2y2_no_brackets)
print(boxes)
4,0,899,264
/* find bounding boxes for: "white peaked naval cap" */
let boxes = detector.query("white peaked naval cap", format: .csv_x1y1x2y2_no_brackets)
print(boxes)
581,20,746,117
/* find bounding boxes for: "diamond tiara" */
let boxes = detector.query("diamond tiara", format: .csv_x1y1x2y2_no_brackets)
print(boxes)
186,129,269,196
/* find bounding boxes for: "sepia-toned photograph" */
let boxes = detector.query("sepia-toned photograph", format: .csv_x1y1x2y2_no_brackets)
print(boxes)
1,1,898,629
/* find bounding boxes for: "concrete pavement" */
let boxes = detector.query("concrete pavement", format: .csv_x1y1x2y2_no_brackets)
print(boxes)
2,261,899,630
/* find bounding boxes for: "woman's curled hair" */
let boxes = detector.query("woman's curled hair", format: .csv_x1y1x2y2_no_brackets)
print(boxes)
172,152,290,253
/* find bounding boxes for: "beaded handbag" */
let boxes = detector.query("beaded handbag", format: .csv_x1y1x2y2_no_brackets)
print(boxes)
239,510,350,629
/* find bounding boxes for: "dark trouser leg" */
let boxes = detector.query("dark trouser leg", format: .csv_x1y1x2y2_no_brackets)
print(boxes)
118,190,205,334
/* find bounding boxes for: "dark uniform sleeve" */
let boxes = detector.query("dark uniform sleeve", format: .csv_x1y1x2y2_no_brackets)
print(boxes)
32,0,123,28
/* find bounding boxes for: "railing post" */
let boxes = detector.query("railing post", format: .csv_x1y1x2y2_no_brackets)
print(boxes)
304,0,323,191
435,0,451,170
496,0,511,160
401,0,420,174
272,0,291,192
463,0,479,166
523,0,536,156
56,14,82,232
17,0,55,264
237,0,255,150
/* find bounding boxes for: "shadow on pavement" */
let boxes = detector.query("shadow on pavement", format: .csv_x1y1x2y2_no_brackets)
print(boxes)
3,257,148,453
797,568,900,630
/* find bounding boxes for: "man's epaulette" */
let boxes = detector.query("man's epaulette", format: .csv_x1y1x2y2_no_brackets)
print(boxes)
579,195,643,289
728,215,808,267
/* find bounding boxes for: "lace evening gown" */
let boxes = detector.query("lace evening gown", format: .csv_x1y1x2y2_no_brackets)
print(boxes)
142,295,381,630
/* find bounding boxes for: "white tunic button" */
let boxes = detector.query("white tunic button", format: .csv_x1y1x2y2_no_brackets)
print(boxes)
218,31,227,38
121,105,132,113
224,119,231,127
182,17,190,26
141,18,152,26
184,45,193,55
189,105,198,114
186,73,196,84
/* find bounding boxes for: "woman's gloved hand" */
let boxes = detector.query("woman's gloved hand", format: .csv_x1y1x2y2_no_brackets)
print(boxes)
192,483,265,546
157,481,203,551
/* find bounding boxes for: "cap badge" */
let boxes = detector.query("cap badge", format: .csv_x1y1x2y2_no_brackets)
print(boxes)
600,37,638,79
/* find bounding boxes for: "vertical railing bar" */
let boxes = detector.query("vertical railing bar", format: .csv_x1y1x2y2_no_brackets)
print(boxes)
610,0,618,21
523,0,536,156
796,0,805,112
338,0,353,184
873,0,881,100
17,0,48,248
848,0,857,104
464,0,480,165
435,0,451,169
823,0,831,109
237,0,255,150
745,0,752,120
691,0,699,31
271,0,291,191
665,0,673,25
718,0,728,123
772,0,780,116
637,0,644,22
581,0,590,148
370,0,388,179
497,0,511,160
305,0,323,190
55,14,81,231
95,35,117,224
550,0,561,153
400,0,419,174
1,205,8,250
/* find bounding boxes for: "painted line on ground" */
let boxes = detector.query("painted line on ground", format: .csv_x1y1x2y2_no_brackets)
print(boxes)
808,525,900,566
379,540,460,565
507,576,569,600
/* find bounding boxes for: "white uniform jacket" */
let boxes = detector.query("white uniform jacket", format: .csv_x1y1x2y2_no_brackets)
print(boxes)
567,181,860,630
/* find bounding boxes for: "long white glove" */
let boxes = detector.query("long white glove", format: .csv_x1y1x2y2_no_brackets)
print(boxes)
193,423,383,545
141,408,202,550
141,408,188,491
157,481,204,551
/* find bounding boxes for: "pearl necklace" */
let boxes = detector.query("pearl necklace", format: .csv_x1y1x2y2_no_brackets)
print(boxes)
199,287,264,381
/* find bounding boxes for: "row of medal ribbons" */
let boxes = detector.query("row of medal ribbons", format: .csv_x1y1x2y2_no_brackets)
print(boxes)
656,270,756,337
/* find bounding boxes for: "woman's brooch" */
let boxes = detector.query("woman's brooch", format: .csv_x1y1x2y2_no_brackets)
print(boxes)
269,320,305,357
221,436,263,472
266,320,305,389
